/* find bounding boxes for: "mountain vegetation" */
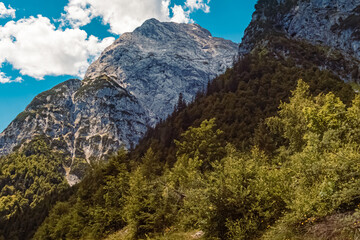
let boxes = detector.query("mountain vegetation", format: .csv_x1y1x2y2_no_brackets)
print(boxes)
0,136,72,240
30,44,359,239
0,35,358,239
33,80,360,240
2,1,360,239
132,44,354,164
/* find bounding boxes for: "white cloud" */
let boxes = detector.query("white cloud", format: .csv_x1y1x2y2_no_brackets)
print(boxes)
171,5,191,23
185,0,210,13
0,0,211,82
0,2,15,19
62,0,211,35
0,15,114,79
62,0,170,34
0,72,22,83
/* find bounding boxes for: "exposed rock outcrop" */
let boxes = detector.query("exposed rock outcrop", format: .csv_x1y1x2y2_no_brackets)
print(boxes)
239,0,360,82
0,19,238,174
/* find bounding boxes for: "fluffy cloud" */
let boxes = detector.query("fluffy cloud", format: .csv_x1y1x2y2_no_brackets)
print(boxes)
62,0,211,34
185,0,210,13
0,2,15,19
0,72,22,83
171,5,191,23
0,15,114,79
0,0,211,82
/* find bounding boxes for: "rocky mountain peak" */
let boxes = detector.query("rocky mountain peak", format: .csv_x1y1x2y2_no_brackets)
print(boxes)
0,19,238,179
85,19,238,126
133,18,212,40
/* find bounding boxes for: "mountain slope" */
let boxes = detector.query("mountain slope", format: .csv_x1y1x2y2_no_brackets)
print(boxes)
85,18,237,125
132,45,354,165
8,1,360,239
0,79,81,157
239,0,360,82
0,19,238,170
33,53,357,240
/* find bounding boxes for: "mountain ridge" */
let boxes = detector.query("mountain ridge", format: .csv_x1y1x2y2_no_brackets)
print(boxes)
0,19,238,180
239,0,360,82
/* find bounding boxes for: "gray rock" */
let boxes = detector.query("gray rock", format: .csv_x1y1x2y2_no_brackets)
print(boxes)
239,0,360,81
0,79,81,157
85,18,238,125
0,19,238,179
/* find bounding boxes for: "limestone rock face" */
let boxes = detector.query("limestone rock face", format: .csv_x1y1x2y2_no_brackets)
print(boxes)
239,0,360,81
0,79,81,157
85,18,238,125
0,19,238,172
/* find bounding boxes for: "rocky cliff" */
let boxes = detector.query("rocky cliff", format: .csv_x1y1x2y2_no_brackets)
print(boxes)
85,18,237,125
0,19,238,176
239,0,360,82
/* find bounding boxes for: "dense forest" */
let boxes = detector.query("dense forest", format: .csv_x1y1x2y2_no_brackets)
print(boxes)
34,80,360,240
1,41,359,239
0,137,73,240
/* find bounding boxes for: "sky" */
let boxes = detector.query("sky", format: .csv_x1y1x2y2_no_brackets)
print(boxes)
0,0,257,132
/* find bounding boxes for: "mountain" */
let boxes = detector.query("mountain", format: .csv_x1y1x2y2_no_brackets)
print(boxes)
3,1,360,240
239,0,360,82
131,0,360,165
0,19,238,173
32,0,360,238
86,18,237,124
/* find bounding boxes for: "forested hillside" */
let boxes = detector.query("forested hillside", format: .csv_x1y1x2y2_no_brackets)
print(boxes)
133,43,354,164
34,80,360,240
31,45,359,239
1,48,358,240
0,137,73,240
1,0,360,239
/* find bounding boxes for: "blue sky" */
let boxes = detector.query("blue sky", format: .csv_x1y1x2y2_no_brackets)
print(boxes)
0,0,257,132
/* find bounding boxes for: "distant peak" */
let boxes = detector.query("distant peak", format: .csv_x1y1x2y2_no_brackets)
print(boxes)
133,18,165,35
143,18,161,25
137,18,163,31
133,18,214,40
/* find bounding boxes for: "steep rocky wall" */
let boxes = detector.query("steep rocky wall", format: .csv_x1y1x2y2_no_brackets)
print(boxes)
239,0,360,82
0,19,238,172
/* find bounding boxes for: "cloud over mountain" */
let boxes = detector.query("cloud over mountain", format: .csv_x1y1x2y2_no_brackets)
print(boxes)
0,15,114,79
0,0,211,82
61,0,211,34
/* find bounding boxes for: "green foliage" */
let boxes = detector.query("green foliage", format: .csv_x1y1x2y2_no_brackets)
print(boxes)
267,79,313,152
34,149,130,240
69,157,90,179
167,120,224,230
0,137,70,240
124,148,172,239
75,75,130,99
262,81,360,239
33,78,360,240
174,118,225,172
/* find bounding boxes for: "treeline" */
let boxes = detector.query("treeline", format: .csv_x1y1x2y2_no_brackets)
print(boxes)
35,81,360,239
133,47,354,165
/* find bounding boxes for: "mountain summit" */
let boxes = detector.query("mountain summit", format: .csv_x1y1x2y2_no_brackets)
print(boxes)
0,19,237,178
85,18,237,125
